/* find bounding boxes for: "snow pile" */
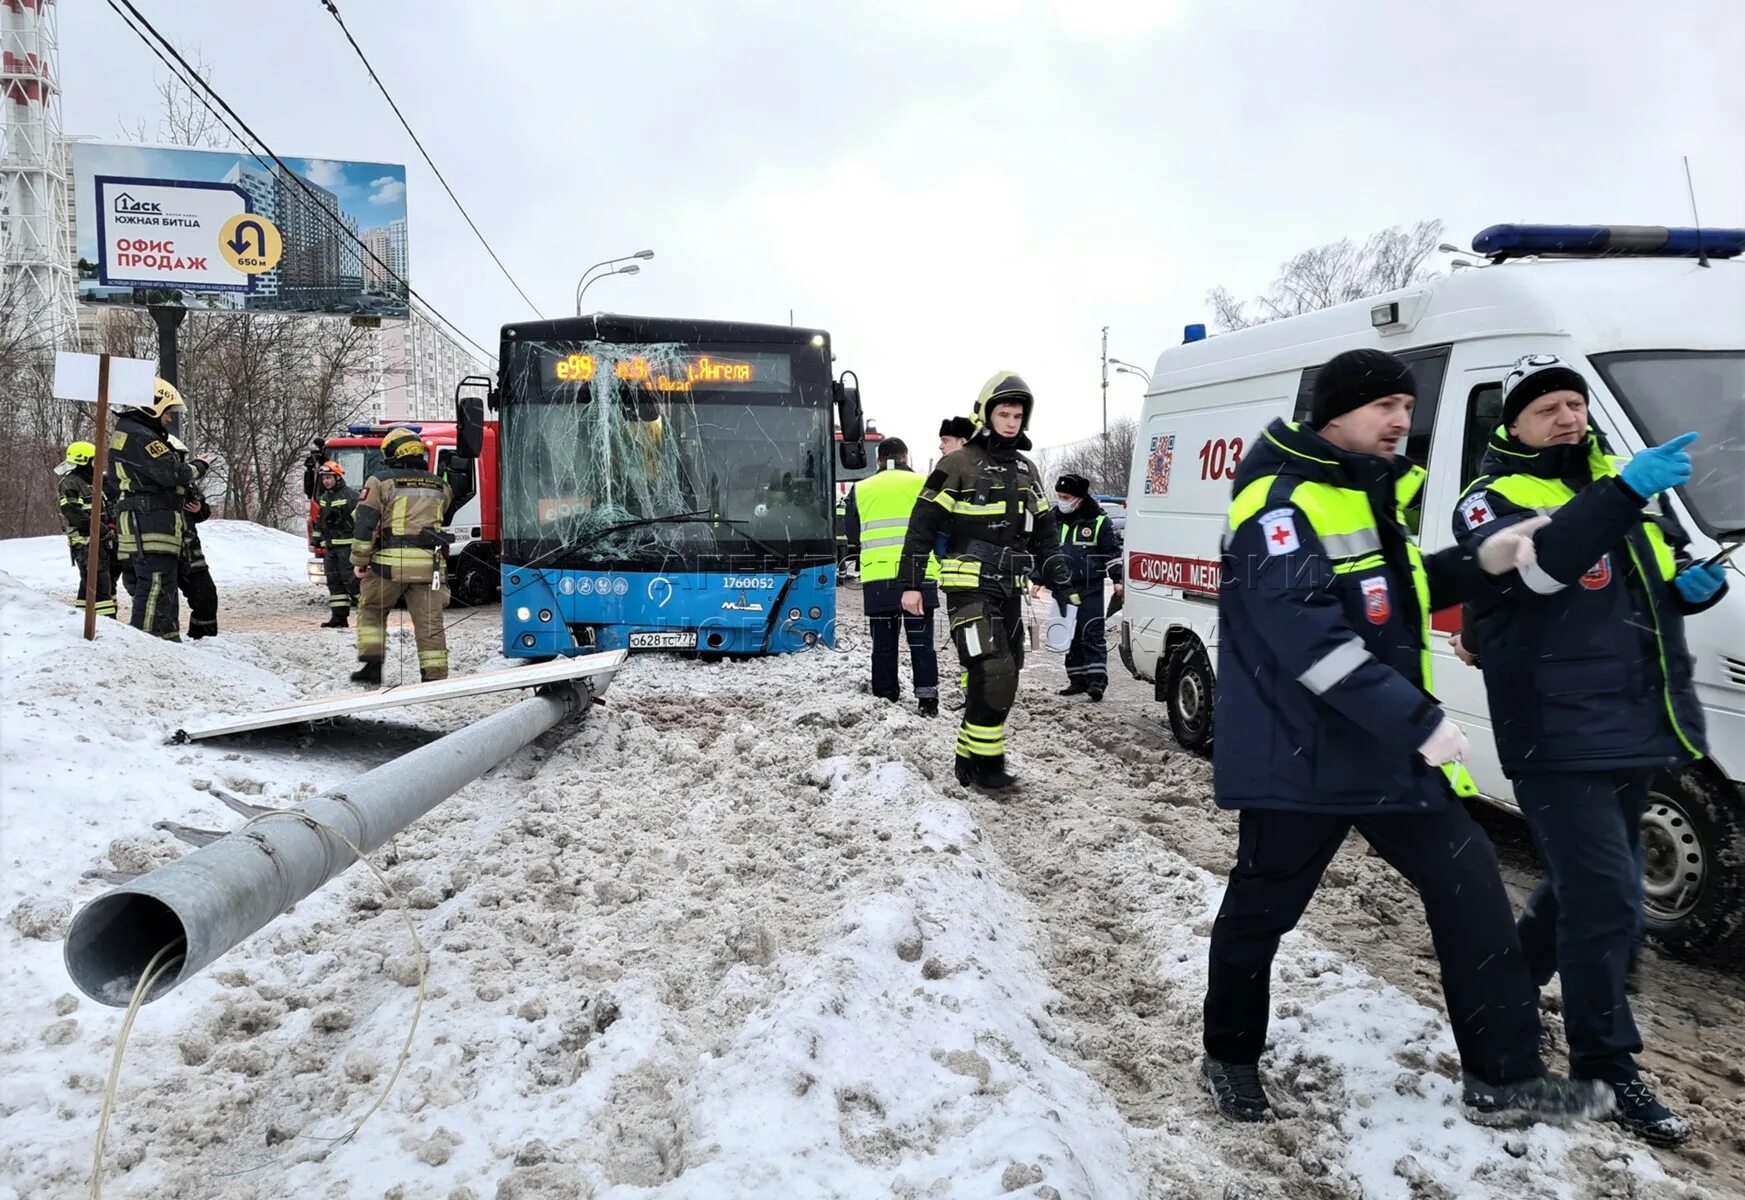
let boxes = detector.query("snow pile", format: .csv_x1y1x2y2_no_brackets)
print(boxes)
0,518,310,594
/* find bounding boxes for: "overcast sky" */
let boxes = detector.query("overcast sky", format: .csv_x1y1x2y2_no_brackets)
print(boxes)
63,0,1744,451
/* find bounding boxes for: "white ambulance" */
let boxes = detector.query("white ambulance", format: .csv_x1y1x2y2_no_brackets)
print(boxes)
1119,224,1745,961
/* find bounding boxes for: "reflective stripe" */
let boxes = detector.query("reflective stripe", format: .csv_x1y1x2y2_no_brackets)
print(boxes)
1297,638,1372,695
1319,529,1381,558
1329,554,1385,575
860,532,907,549
1517,560,1568,595
859,517,909,531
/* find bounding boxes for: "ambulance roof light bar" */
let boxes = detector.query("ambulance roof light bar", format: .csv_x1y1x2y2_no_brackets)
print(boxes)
1472,224,1745,261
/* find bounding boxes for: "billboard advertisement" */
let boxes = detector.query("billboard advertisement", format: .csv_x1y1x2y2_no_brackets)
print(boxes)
73,142,409,317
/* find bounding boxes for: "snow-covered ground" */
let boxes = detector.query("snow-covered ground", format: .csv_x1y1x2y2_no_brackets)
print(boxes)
1,523,1738,1199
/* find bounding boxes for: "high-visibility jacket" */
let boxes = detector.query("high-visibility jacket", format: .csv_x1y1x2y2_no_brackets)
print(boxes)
1454,428,1716,774
1214,418,1483,814
351,467,452,583
849,466,939,583
109,410,199,559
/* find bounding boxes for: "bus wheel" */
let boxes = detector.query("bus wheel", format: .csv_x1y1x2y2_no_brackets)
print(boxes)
1164,638,1214,756
449,548,499,608
1641,764,1745,967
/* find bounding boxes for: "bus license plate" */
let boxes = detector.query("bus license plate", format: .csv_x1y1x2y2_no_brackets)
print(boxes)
629,630,697,649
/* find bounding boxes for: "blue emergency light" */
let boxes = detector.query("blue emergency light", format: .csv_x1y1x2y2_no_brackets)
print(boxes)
1472,224,1745,260
345,422,425,435
1183,323,1207,343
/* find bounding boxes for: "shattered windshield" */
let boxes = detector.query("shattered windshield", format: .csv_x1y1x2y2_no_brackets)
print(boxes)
501,340,835,567
1593,350,1745,537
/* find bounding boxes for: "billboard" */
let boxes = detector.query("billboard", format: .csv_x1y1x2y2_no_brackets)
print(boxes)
73,142,409,318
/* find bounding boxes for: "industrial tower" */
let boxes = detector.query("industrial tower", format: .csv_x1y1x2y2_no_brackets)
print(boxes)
1,0,76,349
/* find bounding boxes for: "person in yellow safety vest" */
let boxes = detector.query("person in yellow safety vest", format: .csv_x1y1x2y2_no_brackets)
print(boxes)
844,437,940,716
349,428,453,687
1199,348,1610,1129
312,461,361,628
54,440,118,620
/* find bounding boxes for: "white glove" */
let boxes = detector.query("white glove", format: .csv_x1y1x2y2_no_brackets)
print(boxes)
1476,515,1551,576
1418,718,1470,766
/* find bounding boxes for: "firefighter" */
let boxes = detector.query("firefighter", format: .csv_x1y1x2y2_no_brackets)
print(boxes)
350,427,453,686
53,441,118,620
898,372,1075,791
109,380,206,640
1035,472,1123,700
177,466,219,640
844,437,940,715
1451,354,1721,1145
312,461,360,627
1201,348,1611,1128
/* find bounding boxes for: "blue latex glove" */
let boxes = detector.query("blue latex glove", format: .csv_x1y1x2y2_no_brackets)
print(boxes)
1673,562,1728,604
1619,431,1699,499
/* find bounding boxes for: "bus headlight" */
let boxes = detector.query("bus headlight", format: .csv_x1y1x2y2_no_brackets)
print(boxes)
516,606,532,622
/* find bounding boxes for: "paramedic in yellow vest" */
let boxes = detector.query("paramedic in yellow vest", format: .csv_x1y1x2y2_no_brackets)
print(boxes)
844,437,940,716
349,428,454,686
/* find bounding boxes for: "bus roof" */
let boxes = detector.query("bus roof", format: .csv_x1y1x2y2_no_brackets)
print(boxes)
502,312,830,349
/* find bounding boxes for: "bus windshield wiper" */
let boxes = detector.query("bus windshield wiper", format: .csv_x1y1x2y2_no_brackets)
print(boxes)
566,509,716,551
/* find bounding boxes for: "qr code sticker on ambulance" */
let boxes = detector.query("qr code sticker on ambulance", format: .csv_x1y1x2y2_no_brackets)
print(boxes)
1144,433,1176,495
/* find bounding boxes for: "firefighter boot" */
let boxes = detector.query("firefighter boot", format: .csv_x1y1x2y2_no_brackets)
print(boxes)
955,754,1019,793
350,659,384,688
322,610,350,629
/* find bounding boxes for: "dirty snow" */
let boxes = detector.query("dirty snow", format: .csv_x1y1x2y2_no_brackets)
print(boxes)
1,523,1740,1199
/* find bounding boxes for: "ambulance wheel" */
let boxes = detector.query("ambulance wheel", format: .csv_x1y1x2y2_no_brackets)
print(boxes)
1163,639,1214,756
1641,764,1745,967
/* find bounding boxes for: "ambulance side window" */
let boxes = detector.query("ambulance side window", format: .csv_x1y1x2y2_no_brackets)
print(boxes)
1462,384,1505,487
1289,346,1450,471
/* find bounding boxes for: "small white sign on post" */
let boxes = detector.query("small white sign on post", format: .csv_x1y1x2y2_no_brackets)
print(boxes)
53,352,158,407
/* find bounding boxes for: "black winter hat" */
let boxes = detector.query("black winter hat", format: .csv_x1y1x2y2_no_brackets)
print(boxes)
938,416,976,440
1310,349,1417,428
1054,473,1091,498
1501,354,1589,427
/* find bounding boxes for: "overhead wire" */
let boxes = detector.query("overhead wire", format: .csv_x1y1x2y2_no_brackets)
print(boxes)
104,0,499,367
317,0,545,319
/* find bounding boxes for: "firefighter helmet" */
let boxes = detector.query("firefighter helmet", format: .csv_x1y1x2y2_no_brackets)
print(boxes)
149,378,184,419
381,427,426,462
973,371,1034,431
54,440,96,476
318,459,345,478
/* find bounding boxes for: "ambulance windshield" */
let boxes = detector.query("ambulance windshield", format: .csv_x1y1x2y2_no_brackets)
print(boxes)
1594,350,1745,538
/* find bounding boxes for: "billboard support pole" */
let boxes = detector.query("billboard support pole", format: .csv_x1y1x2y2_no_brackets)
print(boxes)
151,305,188,435
83,354,112,642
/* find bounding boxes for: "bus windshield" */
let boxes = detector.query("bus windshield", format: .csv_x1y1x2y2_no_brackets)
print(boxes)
1593,350,1745,538
500,340,835,567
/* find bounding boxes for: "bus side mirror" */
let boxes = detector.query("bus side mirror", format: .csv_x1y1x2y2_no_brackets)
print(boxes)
835,370,866,470
455,375,491,459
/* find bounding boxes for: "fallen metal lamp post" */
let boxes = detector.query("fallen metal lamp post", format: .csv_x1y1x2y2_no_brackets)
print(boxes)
65,680,600,1007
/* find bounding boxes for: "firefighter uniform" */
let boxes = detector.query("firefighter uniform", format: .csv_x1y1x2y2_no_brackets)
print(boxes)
899,372,1073,790
1451,354,1720,1143
109,382,202,640
176,460,219,640
844,441,939,712
1203,401,1590,1119
1043,476,1123,698
350,428,453,685
54,443,118,619
313,466,361,626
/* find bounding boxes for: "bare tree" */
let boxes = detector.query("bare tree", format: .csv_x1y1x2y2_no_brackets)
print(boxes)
1209,220,1445,331
119,50,232,148
0,280,68,539
1037,415,1140,497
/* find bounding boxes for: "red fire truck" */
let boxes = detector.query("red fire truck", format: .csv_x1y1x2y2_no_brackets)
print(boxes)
303,411,501,605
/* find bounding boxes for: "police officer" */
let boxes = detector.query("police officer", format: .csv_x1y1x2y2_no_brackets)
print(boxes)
312,461,360,627
844,437,940,715
1202,348,1609,1128
938,415,975,460
350,427,453,686
1036,473,1123,700
1452,354,1722,1145
109,380,206,640
53,441,118,620
898,372,1075,791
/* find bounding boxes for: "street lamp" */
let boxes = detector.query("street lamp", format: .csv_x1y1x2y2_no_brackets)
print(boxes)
575,249,655,315
1109,357,1151,384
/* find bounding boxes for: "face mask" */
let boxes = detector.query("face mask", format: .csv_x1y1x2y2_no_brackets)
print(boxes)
1056,497,1080,513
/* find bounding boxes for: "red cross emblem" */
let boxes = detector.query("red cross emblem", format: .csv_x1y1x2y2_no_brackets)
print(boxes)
1468,504,1488,522
1269,525,1292,546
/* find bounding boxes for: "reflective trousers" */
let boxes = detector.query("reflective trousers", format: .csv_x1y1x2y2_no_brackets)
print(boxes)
357,572,450,681
946,591,1025,767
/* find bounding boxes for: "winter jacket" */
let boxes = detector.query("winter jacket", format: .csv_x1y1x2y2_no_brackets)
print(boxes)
1039,495,1123,590
1213,419,1484,815
1453,428,1716,775
313,483,360,550
352,465,453,582
109,411,200,559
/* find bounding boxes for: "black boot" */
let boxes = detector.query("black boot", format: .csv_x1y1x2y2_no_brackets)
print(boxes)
918,697,939,718
187,620,218,640
1202,1056,1272,1122
1088,686,1104,702
1609,1078,1693,1146
350,659,383,688
1057,681,1088,696
1460,1072,1615,1127
322,610,349,628
955,754,1018,793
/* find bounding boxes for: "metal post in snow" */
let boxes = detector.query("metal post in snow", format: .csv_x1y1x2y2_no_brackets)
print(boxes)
82,354,111,641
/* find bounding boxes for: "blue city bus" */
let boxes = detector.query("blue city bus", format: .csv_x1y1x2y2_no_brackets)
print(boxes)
472,313,867,658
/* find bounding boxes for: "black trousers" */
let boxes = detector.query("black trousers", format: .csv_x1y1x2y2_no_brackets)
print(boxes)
947,591,1025,763
1514,769,1649,1084
868,610,938,701
1204,803,1543,1086
1064,583,1107,687
69,540,118,618
322,543,360,611
126,552,182,639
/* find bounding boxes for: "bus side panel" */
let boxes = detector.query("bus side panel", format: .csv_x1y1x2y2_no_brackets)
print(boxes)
1123,385,1294,684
